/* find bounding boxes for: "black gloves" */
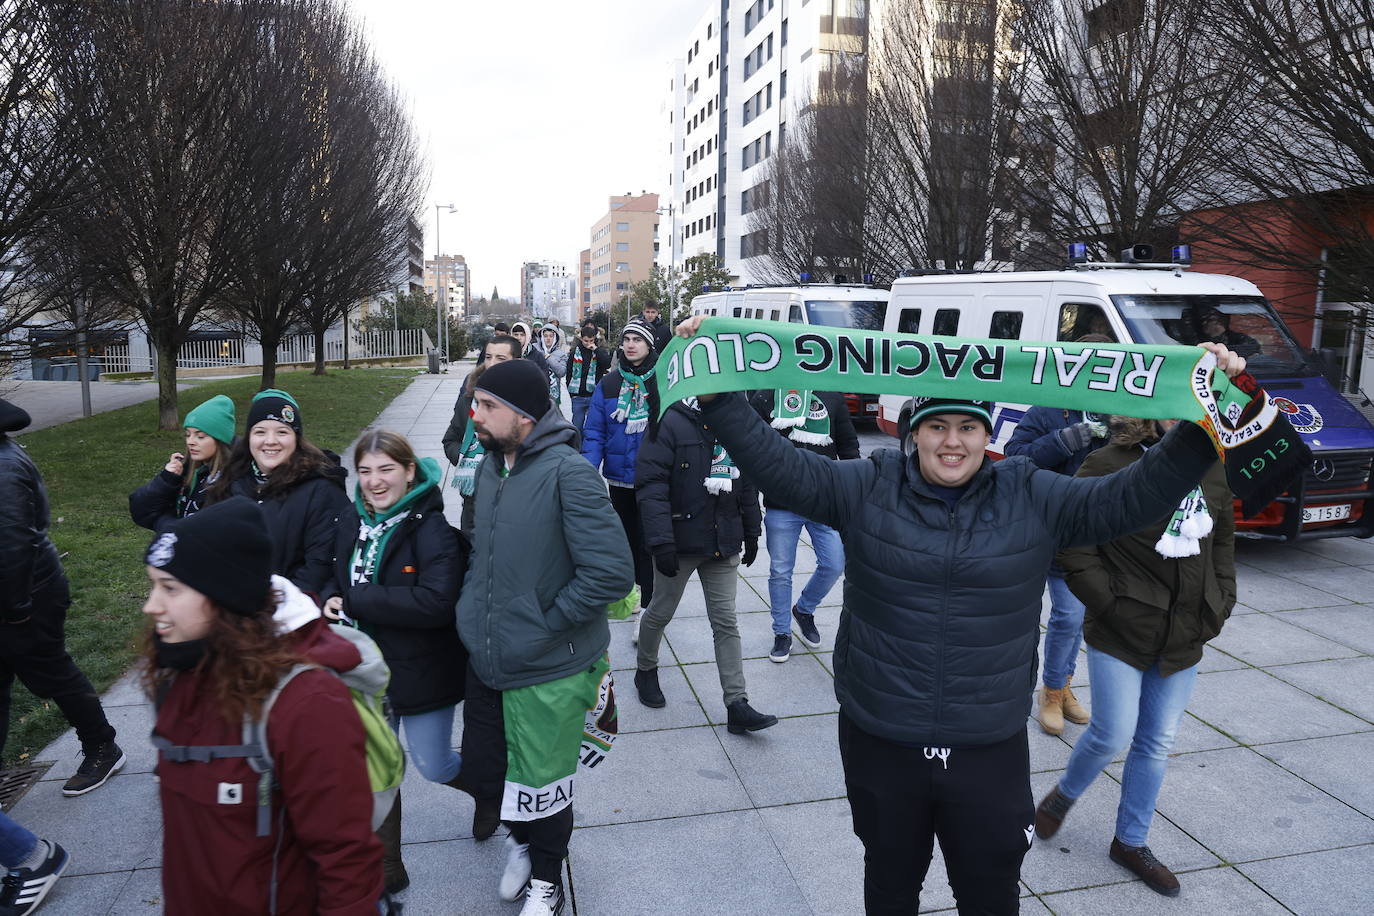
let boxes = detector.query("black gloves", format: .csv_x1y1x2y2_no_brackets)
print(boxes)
742,538,759,567
654,548,679,578
1056,422,1093,454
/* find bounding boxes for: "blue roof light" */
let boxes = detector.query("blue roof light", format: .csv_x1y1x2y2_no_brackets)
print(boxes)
1066,242,1089,263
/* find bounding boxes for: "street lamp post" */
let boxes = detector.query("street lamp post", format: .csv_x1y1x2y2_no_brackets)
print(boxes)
434,203,456,363
656,203,678,316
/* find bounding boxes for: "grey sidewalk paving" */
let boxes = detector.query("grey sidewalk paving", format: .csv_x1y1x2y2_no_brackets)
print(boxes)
8,371,1374,914
1,379,204,433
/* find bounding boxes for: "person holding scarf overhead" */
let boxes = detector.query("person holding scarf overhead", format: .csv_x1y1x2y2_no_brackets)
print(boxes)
749,388,859,662
581,318,659,612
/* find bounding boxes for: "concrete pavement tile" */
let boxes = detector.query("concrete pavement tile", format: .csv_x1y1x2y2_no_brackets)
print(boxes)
757,799,871,914
712,713,845,807
107,867,166,912
570,810,810,915
1023,771,1220,894
606,616,640,670
35,869,138,915
1026,718,1076,773
661,605,779,664
1256,732,1374,817
1206,612,1361,667
397,768,475,844
8,772,162,875
1290,536,1374,566
1271,603,1374,655
100,671,148,708
616,665,711,733
685,654,838,724
35,703,156,780
1236,541,1352,571
1237,844,1374,916
1037,865,1288,915
1058,710,1239,762
1196,643,1250,673
1235,571,1352,611
390,837,518,915
1188,668,1372,744
570,726,752,827
1133,746,1374,861
1266,657,1374,723
1282,565,1374,603
1227,601,1262,615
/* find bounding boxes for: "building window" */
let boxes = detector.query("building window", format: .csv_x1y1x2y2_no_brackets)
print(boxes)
743,99,752,124
781,70,787,99
782,17,788,45
616,221,629,231
616,241,629,251
616,262,629,271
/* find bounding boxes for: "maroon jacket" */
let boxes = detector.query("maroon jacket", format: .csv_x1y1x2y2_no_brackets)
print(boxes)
153,616,383,915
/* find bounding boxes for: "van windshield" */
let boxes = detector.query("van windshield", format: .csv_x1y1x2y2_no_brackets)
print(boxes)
1111,294,1315,377
804,300,887,330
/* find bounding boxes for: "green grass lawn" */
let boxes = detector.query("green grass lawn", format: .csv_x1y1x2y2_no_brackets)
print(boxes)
5,368,421,766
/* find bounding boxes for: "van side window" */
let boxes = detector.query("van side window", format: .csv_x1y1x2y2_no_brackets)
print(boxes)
897,308,921,334
1058,303,1116,341
789,304,804,323
989,311,1023,339
933,309,959,336
770,309,780,321
733,307,742,318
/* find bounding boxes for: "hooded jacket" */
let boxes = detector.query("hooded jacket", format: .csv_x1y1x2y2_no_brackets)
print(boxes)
636,402,762,558
537,325,569,382
580,353,657,485
635,312,673,353
748,389,860,512
324,457,470,716
153,578,383,915
699,392,1220,747
566,341,612,398
457,408,634,690
0,399,64,621
1058,419,1237,675
225,460,350,598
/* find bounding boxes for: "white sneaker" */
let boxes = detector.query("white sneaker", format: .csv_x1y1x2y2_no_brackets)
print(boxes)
518,878,566,916
498,836,531,902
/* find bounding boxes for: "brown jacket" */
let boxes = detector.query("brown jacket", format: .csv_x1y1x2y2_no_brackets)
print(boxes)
1057,419,1237,675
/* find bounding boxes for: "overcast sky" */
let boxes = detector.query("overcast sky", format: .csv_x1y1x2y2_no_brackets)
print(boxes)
348,0,704,299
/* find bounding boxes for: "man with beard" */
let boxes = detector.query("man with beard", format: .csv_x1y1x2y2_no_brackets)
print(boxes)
456,359,633,916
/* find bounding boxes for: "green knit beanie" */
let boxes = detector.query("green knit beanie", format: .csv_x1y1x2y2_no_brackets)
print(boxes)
184,395,236,446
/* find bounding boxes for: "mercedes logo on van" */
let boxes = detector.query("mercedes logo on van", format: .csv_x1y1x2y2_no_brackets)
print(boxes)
1312,458,1337,482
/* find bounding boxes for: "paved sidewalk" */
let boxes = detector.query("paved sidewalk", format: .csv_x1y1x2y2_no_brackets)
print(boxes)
1,379,203,433
8,371,1374,914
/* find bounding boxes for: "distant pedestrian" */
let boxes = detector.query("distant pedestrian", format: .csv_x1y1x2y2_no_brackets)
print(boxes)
206,389,349,597
443,336,521,531
566,324,611,432
634,303,673,353
581,318,659,610
1035,415,1237,898
0,399,123,798
129,394,236,532
322,431,472,895
633,396,777,734
143,497,383,914
0,812,68,915
749,389,858,662
509,322,552,379
538,325,568,406
474,324,512,370
457,359,632,916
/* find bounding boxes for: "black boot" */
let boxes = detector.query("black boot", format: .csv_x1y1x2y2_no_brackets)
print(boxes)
444,771,501,841
726,699,778,734
634,668,666,708
376,794,409,894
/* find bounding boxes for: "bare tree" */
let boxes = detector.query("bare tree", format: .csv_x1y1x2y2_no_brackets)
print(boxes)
1011,0,1251,262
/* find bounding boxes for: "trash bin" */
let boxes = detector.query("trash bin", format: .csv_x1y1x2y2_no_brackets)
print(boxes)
427,348,441,374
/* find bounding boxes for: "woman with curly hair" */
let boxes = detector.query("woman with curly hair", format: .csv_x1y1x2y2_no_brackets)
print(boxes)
207,389,348,596
142,497,382,915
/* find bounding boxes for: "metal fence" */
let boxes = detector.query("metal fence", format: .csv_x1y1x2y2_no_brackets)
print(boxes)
100,328,426,374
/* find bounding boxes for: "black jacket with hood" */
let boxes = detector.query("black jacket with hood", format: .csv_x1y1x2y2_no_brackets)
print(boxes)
128,466,220,533
566,341,613,397
0,400,65,621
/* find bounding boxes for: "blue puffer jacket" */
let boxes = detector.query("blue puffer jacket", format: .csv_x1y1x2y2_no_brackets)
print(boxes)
701,392,1217,748
1004,406,1098,477
580,369,646,485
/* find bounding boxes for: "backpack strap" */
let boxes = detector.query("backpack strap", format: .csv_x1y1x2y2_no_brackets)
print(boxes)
246,663,319,837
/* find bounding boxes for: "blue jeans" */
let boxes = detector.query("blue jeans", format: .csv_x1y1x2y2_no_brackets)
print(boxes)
397,706,462,784
764,507,844,635
0,812,36,868
1059,649,1199,847
1042,574,1086,688
570,395,592,432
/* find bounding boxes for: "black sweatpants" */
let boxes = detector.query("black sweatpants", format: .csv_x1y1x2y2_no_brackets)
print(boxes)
0,577,115,755
607,484,653,608
837,711,1034,916
460,667,573,886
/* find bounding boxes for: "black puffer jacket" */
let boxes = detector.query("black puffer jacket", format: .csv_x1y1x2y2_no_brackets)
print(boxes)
749,389,860,511
635,402,762,558
226,465,349,598
129,467,219,532
700,392,1218,747
324,485,470,716
0,400,64,621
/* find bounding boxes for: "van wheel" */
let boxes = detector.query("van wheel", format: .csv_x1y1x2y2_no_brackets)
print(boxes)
898,410,913,455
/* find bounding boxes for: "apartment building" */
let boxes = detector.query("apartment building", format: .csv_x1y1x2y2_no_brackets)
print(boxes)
520,260,572,313
665,1,870,285
424,254,471,319
586,192,660,314
577,248,592,318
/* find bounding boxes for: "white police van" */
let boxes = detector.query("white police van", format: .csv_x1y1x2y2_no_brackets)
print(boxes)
878,248,1374,541
692,277,890,423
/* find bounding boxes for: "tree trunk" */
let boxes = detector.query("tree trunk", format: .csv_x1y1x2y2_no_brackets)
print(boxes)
155,336,180,430
342,305,351,370
260,334,279,390
312,326,327,375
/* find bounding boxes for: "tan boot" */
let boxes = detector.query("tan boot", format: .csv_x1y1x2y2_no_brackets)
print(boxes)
1061,683,1091,725
1037,687,1065,735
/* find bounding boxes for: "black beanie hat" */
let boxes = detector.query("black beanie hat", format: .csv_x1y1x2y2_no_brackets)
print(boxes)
474,358,551,421
246,388,302,436
621,318,657,351
909,397,995,433
144,497,274,616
